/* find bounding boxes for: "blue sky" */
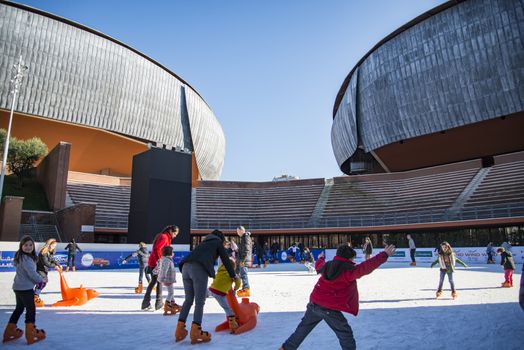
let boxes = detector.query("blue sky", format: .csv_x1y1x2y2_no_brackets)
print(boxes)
13,0,445,181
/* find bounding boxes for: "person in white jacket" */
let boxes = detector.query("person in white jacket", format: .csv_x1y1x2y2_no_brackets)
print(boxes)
154,246,181,315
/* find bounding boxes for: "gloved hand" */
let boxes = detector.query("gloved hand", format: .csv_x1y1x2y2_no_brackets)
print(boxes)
121,260,127,265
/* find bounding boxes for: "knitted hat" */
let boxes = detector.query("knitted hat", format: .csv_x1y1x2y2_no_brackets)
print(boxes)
336,244,356,260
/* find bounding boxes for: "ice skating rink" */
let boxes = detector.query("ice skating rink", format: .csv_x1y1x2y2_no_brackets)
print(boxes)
1,263,523,349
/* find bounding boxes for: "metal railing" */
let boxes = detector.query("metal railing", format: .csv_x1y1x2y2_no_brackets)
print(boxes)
192,202,524,230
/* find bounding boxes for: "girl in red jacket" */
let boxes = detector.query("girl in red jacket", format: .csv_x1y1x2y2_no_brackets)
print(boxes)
279,244,396,350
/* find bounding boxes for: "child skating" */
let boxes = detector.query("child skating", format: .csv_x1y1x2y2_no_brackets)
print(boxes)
154,246,182,315
122,242,151,293
3,236,47,345
497,247,515,287
303,247,316,273
208,257,242,333
279,244,396,350
431,241,468,299
34,238,61,307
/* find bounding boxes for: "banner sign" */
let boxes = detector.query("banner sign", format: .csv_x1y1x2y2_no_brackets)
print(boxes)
2,245,522,272
0,248,189,272
322,247,524,265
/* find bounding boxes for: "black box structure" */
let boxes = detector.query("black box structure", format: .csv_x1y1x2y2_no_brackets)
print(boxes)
128,148,192,245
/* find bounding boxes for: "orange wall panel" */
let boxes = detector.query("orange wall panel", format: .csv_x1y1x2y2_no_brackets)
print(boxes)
0,111,147,176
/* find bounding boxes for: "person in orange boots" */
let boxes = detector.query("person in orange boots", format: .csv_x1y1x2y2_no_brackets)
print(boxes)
122,242,151,293
3,236,46,345
236,226,252,297
209,255,242,333
64,239,82,272
141,225,179,311
34,238,61,307
279,244,396,350
154,246,182,315
176,230,236,344
431,241,468,299
497,247,515,287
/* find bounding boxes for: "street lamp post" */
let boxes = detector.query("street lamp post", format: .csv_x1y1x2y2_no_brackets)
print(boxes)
0,56,28,201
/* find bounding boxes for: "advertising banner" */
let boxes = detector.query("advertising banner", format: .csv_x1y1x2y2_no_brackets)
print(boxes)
0,246,189,272
322,247,524,265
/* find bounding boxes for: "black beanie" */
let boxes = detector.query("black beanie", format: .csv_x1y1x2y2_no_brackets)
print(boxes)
211,229,225,241
336,244,356,260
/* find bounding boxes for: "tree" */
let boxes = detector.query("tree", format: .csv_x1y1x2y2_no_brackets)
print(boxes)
0,129,48,187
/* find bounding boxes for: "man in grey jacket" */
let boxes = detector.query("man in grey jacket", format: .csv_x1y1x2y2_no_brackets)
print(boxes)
236,226,253,297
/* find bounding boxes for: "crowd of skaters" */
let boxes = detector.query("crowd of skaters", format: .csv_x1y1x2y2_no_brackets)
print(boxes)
3,227,523,347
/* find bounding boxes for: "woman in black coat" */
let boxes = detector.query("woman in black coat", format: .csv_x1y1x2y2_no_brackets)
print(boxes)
175,230,236,344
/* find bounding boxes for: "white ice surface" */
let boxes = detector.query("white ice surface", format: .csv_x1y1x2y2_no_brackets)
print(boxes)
1,262,523,349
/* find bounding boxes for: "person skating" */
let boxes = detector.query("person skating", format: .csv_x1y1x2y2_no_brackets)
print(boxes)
64,239,82,272
208,254,242,333
175,229,236,344
485,242,496,264
34,238,61,307
430,241,468,299
497,247,515,287
236,226,252,297
122,242,151,293
279,244,396,350
154,246,181,315
303,247,316,273
3,236,47,345
407,234,416,266
362,237,373,260
141,225,179,311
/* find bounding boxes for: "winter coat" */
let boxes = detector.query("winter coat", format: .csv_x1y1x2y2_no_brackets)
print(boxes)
238,232,253,263
408,238,416,250
13,254,44,291
36,251,58,274
156,256,177,284
124,247,149,267
209,264,241,296
500,251,516,270
65,242,82,255
181,233,236,279
363,242,373,255
310,252,388,316
271,242,280,253
431,252,467,272
148,232,172,269
486,244,495,255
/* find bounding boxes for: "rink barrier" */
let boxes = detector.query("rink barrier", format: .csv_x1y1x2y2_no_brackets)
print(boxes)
1,243,522,271
324,247,524,265
0,242,190,272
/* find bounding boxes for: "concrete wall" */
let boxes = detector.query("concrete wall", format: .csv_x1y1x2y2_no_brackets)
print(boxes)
55,203,96,243
0,196,23,241
36,141,70,211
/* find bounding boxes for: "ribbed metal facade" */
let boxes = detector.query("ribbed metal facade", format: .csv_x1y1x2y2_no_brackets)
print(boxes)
332,0,524,171
0,2,224,179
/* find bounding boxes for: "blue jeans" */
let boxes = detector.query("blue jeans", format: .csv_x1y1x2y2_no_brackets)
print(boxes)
438,270,455,291
282,302,356,350
236,263,250,289
138,265,152,284
209,290,234,317
178,262,209,325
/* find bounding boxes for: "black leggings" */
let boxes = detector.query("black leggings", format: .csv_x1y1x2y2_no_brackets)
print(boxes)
9,290,36,324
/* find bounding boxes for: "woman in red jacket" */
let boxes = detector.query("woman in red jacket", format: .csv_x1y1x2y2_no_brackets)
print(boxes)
279,244,396,350
141,225,179,311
